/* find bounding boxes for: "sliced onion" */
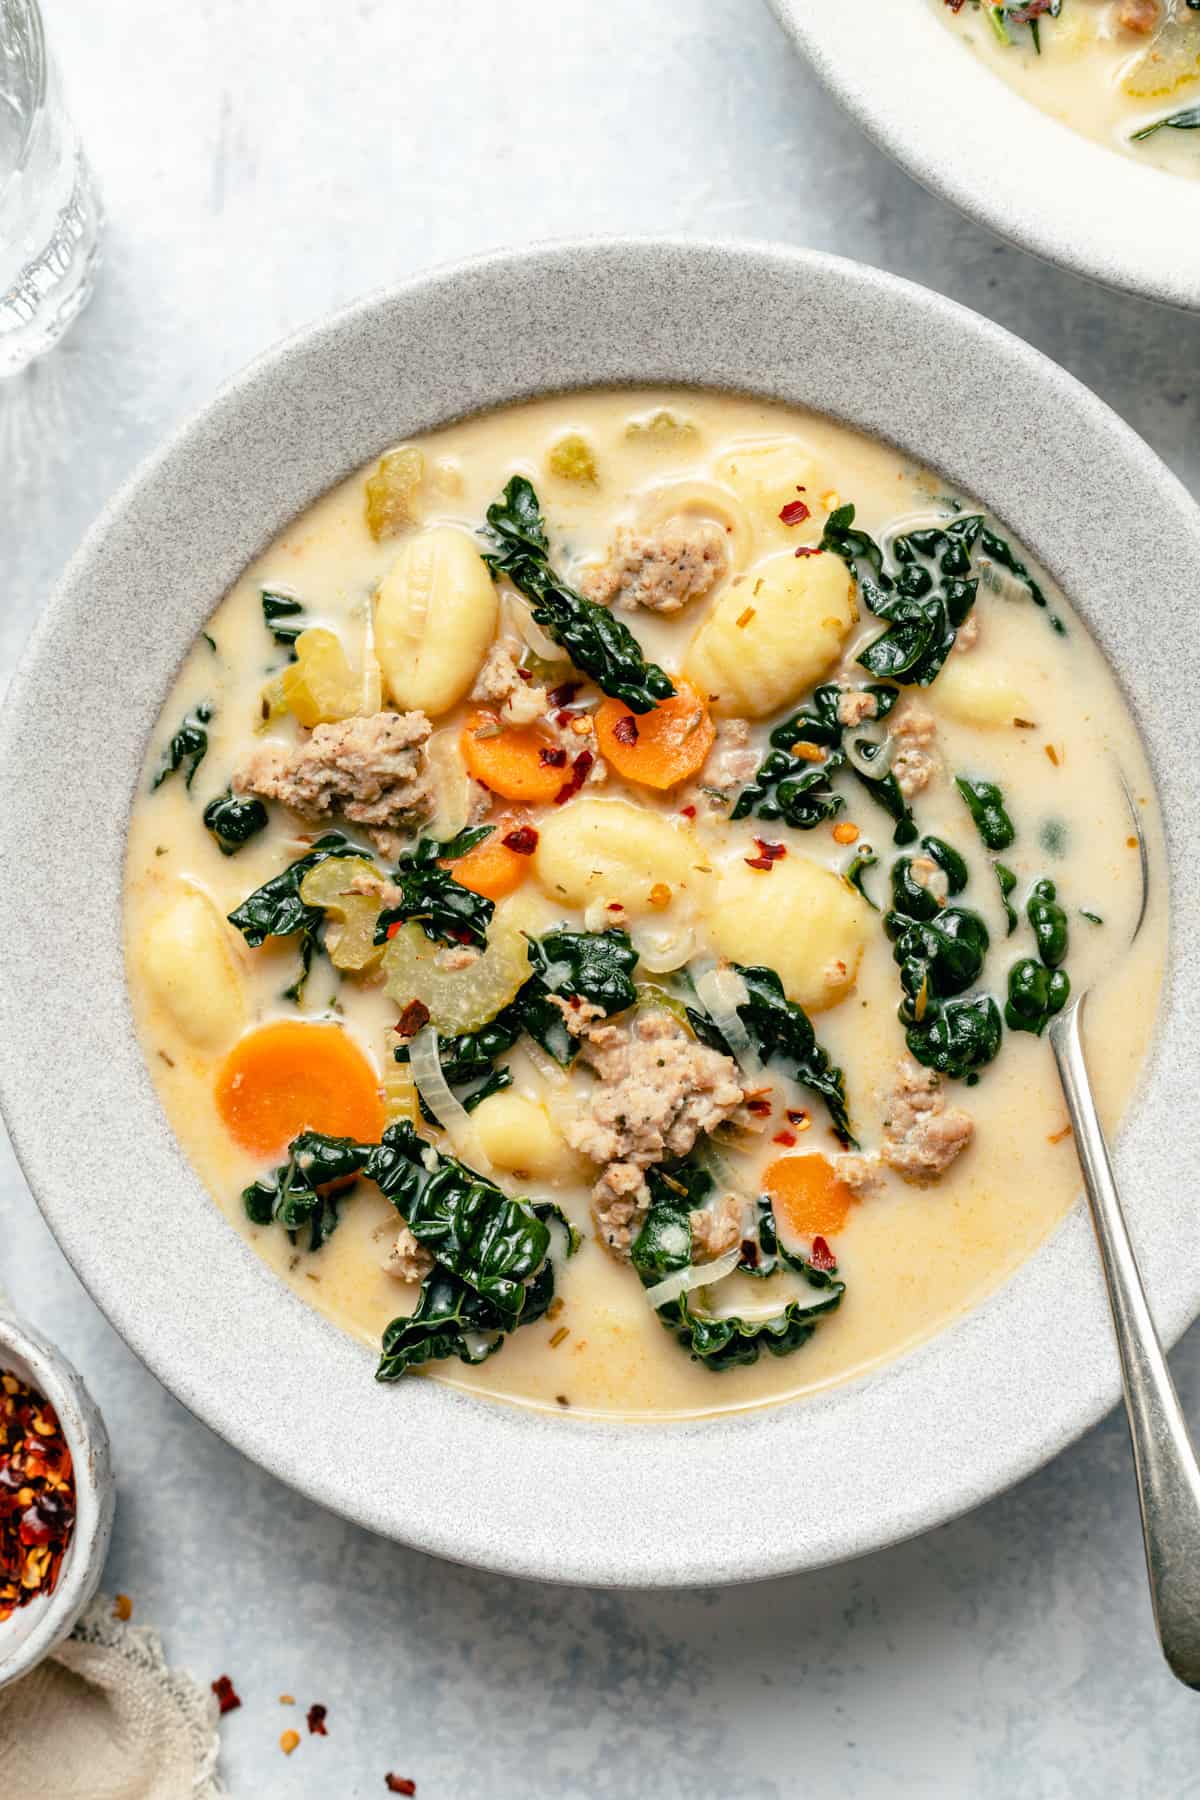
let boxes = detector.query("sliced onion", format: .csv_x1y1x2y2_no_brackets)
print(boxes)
521,1033,569,1088
693,966,763,1079
843,729,895,781
643,1245,741,1311
632,920,695,974
504,594,567,666
407,1025,493,1173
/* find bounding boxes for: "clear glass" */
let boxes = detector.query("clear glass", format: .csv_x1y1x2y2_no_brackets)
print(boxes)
0,0,101,376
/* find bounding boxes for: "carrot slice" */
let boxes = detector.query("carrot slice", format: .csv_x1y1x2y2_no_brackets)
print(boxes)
216,1020,385,1159
460,709,564,804
594,678,715,790
445,814,533,901
762,1154,856,1239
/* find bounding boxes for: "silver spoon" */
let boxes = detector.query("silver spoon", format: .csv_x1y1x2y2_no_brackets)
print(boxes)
1047,788,1200,1688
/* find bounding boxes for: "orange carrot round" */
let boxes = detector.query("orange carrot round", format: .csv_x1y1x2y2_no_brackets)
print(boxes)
460,709,565,804
445,814,534,901
216,1020,385,1159
762,1154,856,1239
594,678,715,790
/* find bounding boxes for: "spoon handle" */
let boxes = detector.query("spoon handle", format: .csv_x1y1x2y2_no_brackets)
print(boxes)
1050,995,1200,1688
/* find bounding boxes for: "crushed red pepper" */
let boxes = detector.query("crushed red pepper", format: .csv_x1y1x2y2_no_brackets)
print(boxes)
778,498,811,526
501,825,539,855
385,1778,417,1796
307,1703,328,1735
555,750,594,804
395,999,432,1039
0,1370,76,1622
212,1674,242,1715
809,1236,837,1272
793,545,823,558
538,745,568,768
611,714,639,746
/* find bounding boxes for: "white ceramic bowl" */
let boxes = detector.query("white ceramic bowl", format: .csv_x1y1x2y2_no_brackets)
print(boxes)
1,240,1198,1588
0,1312,114,1689
768,0,1200,311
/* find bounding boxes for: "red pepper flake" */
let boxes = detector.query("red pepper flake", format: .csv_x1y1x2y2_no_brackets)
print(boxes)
785,1108,809,1127
744,856,774,871
548,680,581,709
754,838,786,862
1008,0,1052,18
396,999,431,1038
555,710,573,727
773,1130,797,1147
794,545,823,558
501,825,539,855
612,714,639,746
212,1675,242,1715
809,1236,837,1272
385,1779,417,1796
745,1097,772,1118
606,901,624,913
555,750,594,804
538,745,568,767
680,804,696,818
778,499,812,526
0,1372,75,1624
385,921,403,940
516,666,533,681
307,1703,328,1736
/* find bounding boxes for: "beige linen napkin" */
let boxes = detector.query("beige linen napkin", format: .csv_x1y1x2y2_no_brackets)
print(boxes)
0,1594,224,1800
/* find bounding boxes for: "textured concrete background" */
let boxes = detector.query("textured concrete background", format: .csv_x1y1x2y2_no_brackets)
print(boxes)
3,2,1199,1794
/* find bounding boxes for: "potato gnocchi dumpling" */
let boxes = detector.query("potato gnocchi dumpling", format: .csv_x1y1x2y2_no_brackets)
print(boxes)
709,854,868,1013
125,384,1163,1423
684,550,856,718
376,525,498,716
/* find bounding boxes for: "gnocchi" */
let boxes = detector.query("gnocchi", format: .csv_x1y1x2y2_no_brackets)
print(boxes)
533,799,710,917
470,1091,571,1179
934,657,1031,730
376,526,498,717
683,550,856,718
714,439,823,546
141,890,246,1050
708,855,868,1013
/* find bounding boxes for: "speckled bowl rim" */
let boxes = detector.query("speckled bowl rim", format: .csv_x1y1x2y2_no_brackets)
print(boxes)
767,0,1200,312
1,238,1197,1590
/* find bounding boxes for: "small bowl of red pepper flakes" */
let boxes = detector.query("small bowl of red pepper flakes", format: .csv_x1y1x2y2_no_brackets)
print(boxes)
0,1311,114,1692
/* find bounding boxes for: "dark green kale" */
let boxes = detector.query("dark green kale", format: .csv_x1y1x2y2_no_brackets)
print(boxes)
373,826,496,949
202,790,269,855
977,525,1048,611
920,835,968,894
227,832,364,1001
955,775,1016,851
1039,818,1068,859
261,589,305,651
687,963,855,1148
820,505,981,687
905,994,1003,1081
242,1129,371,1252
630,1181,844,1373
515,926,639,1063
844,842,880,910
481,476,675,713
732,681,915,845
1080,908,1104,927
1132,103,1200,142
995,862,1018,934
1005,959,1070,1035
151,703,213,791
1027,877,1068,968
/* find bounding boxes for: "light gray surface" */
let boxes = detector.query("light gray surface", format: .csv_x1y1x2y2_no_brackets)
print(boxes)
0,0,1197,1793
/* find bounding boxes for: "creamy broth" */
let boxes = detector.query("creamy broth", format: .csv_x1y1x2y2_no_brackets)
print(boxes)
933,0,1200,176
124,388,1165,1419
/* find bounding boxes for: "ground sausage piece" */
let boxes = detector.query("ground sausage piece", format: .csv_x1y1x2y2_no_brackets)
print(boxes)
881,1055,974,1182
470,639,549,727
836,690,880,727
910,855,949,904
684,718,759,813
581,518,728,614
233,711,434,854
690,1194,745,1261
546,993,609,1039
1115,0,1160,31
836,1153,884,1197
952,613,980,655
563,1012,747,1257
891,701,938,801
383,1224,434,1284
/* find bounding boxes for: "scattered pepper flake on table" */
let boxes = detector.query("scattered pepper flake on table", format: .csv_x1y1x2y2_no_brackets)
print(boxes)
307,1703,328,1735
113,1592,133,1621
385,1777,417,1796
211,1674,242,1715
279,1694,295,1706
0,1370,76,1623
280,1729,301,1755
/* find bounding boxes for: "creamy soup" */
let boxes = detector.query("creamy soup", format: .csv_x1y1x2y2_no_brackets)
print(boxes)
124,388,1165,1420
934,0,1200,175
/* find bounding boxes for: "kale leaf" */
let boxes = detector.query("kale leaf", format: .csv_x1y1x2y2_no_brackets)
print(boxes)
203,789,269,855
1132,103,1200,142
242,1129,371,1252
995,861,1018,935
844,842,881,909
1005,959,1070,1035
1026,876,1068,968
515,926,639,1063
227,832,364,1001
820,505,980,687
152,703,213,791
732,681,915,844
481,476,675,713
261,589,305,651
373,826,495,949
905,994,1003,1081
955,775,1016,851
687,963,856,1148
